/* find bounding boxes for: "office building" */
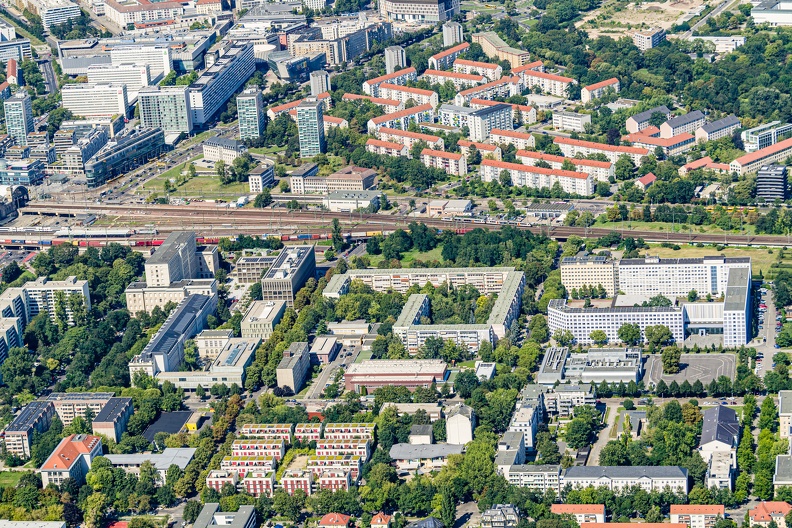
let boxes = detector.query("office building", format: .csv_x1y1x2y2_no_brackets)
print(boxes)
323,190,381,212
61,127,109,176
699,404,739,464
237,89,266,141
660,110,705,138
741,121,792,152
731,137,792,175
146,231,198,287
0,38,31,63
4,92,33,146
87,63,150,102
189,44,255,126
276,342,311,393
249,161,275,193
633,28,666,51
241,300,286,340
309,70,330,97
427,198,473,217
552,111,592,133
626,105,672,133
390,443,464,471
560,255,618,296
85,127,167,187
550,505,606,524
384,46,406,74
138,86,192,134
103,0,183,28
472,32,530,68
344,360,448,392
128,294,215,378
555,136,648,164
421,149,467,177
752,0,792,24
91,397,134,442
260,246,316,307
0,158,44,186
297,97,326,158
39,434,102,487
124,279,217,315
157,337,260,390
203,137,246,163
61,83,128,118
110,45,172,81
696,115,741,143
428,41,469,70
617,255,751,297
690,35,745,52
4,400,54,458
438,103,511,141
481,160,593,196
19,0,80,28
670,505,726,528
756,165,788,201
536,347,643,385
442,21,463,46
562,466,688,493
378,0,460,23
581,78,620,103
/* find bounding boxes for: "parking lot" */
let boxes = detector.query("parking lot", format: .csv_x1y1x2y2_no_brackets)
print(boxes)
644,353,736,386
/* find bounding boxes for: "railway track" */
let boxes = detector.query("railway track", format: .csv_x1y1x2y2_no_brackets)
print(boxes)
19,202,792,247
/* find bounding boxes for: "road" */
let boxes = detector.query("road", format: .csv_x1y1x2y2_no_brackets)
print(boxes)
682,0,733,38
38,59,56,94
588,398,620,466
757,286,778,378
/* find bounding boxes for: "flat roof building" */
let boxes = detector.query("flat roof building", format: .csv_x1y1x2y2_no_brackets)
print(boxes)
5,400,54,458
537,347,643,385
241,300,286,340
344,359,447,392
276,342,311,393
92,397,134,443
261,246,316,307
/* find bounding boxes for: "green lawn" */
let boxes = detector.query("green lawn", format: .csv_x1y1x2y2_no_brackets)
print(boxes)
0,15,45,46
141,155,250,198
645,243,783,278
249,146,284,155
0,472,26,487
355,350,373,363
596,219,756,235
367,246,445,266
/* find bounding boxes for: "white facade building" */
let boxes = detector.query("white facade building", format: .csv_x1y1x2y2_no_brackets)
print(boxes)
552,111,591,133
110,45,172,81
87,63,151,103
61,83,129,118
481,160,593,196
189,44,255,126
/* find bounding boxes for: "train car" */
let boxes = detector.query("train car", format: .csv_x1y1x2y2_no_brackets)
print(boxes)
136,229,159,235
40,240,52,246
297,234,313,240
281,235,290,241
350,231,367,238
289,235,298,241
11,239,24,244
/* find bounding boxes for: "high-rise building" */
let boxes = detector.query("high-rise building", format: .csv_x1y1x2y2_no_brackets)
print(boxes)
138,86,193,134
384,46,406,74
237,88,266,141
756,165,788,201
4,92,33,146
297,97,326,158
87,63,151,102
188,43,255,126
442,21,463,47
61,83,129,118
110,45,172,82
309,70,330,97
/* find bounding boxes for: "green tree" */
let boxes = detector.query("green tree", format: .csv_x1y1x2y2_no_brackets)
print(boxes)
737,425,755,472
687,289,698,302
661,347,681,374
440,492,456,528
759,396,778,432
553,329,574,347
617,323,642,346
615,154,636,180
331,218,344,251
566,417,594,449
589,330,608,346
645,325,673,351
254,189,272,207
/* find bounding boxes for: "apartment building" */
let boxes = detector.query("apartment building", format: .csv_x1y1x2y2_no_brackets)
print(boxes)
366,103,434,134
43,392,115,427
323,423,376,441
362,67,417,97
518,70,575,98
550,505,606,524
378,128,444,152
261,246,316,307
341,93,403,114
421,69,486,90
555,136,648,164
40,434,102,487
384,46,406,74
696,115,741,143
670,505,725,528
458,139,501,160
4,400,54,458
315,439,370,459
481,505,520,528
438,104,512,141
91,397,134,443
660,110,706,138
237,88,266,141
428,41,469,70
294,423,324,443
281,469,314,495
137,85,193,134
454,76,520,106
378,83,439,109
297,96,326,158
4,92,33,146
731,137,792,175
633,28,666,51
231,439,286,460
453,58,502,81
421,148,467,176
490,129,535,150
517,149,613,182
581,78,620,103
563,466,688,493
238,423,293,442
306,454,362,482
470,98,537,126
319,471,352,492
220,456,276,478
503,464,562,493
552,111,591,133
23,276,91,324
442,21,464,47
625,105,672,134
560,255,619,296
267,93,331,120
481,159,593,196
623,132,696,157
189,44,255,126
366,138,409,157
472,31,530,68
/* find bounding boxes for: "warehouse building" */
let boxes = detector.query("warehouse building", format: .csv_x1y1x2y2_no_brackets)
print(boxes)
536,347,643,385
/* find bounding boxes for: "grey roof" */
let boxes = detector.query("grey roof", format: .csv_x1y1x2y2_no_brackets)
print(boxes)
563,465,687,479
410,425,433,436
724,267,751,311
147,231,195,266
447,403,474,419
291,162,319,177
665,110,705,129
629,105,671,124
138,294,212,362
775,455,792,484
93,397,132,424
780,391,792,415
619,256,751,266
548,298,680,315
471,104,512,118
406,519,444,528
205,137,244,149
495,450,520,467
193,504,256,528
106,448,197,471
700,405,739,447
7,400,53,433
389,443,464,460
508,464,561,474
701,115,740,134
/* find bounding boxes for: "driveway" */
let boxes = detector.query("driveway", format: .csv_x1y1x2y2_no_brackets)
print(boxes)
588,399,619,466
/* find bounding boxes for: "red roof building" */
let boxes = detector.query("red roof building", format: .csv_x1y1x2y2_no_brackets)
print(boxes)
319,513,351,528
636,172,657,190
40,434,103,488
749,502,792,526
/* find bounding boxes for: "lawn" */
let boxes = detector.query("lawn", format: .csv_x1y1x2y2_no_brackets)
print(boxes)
596,219,756,235
367,246,445,266
248,146,284,155
645,243,783,278
0,14,45,46
141,154,250,198
0,472,26,487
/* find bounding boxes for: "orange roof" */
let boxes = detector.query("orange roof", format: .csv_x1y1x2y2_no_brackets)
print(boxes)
422,148,462,160
586,525,686,528
584,77,619,91
319,513,351,527
430,42,470,60
750,502,792,522
623,132,695,148
324,116,347,125
458,77,518,96
367,138,405,150
640,125,661,137
491,128,533,140
637,172,657,186
683,156,713,170
423,69,486,82
41,434,101,471
670,505,725,515
454,58,500,70
379,127,441,143
711,162,731,171
269,92,330,114
369,103,433,125
734,136,792,167
364,67,417,87
371,513,392,526
551,504,605,514
342,94,401,107
516,149,611,168
0,81,9,93
522,69,574,83
513,60,544,74
554,136,649,156
482,159,589,179
458,139,497,151
379,83,435,97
